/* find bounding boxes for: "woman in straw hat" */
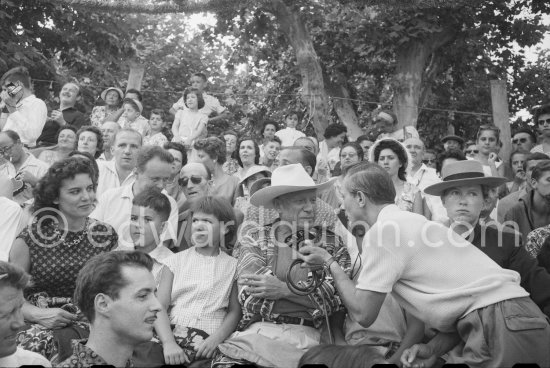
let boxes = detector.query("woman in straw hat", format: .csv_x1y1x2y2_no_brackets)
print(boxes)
425,160,550,320
90,87,123,127
219,164,351,368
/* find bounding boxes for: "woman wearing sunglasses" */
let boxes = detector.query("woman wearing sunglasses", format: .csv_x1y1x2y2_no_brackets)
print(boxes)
531,104,550,155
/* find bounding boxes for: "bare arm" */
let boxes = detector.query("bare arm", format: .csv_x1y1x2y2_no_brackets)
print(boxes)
103,107,124,124
154,268,188,365
196,281,242,359
387,311,425,366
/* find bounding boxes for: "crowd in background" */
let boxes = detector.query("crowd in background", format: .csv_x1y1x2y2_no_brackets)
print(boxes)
1,65,550,368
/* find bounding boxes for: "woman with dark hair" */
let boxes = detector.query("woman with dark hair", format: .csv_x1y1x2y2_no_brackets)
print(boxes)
370,138,424,215
37,126,78,166
221,130,239,175
235,136,261,179
259,120,278,157
194,137,240,204
67,150,100,184
76,125,103,159
9,157,118,362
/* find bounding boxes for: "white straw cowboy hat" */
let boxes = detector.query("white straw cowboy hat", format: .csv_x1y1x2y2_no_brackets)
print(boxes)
100,87,124,101
239,165,271,185
250,164,337,208
424,160,507,196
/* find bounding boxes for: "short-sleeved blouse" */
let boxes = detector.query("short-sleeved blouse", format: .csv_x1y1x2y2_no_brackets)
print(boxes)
17,217,118,298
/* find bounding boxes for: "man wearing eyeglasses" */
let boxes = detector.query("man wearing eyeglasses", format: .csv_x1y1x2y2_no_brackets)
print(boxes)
512,128,537,153
0,130,48,204
91,146,178,250
174,162,212,251
531,105,550,155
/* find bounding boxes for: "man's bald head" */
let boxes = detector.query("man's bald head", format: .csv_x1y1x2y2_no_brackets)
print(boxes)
278,147,316,176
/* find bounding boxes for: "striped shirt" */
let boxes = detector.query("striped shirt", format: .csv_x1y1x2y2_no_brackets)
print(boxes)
235,224,351,330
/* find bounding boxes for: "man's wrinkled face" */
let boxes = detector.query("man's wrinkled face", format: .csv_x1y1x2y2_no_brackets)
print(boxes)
274,189,317,229
180,163,210,200
404,138,424,167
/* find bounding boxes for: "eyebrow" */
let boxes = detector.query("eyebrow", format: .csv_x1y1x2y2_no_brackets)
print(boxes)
135,287,156,295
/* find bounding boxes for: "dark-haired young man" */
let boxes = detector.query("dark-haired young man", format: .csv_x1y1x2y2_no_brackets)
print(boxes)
531,104,550,155
60,251,162,367
512,128,537,152
0,66,47,147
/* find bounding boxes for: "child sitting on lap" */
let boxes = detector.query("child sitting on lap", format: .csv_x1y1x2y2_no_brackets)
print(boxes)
143,109,169,147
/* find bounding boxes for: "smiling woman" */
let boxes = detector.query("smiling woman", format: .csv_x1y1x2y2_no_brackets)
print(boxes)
8,157,118,363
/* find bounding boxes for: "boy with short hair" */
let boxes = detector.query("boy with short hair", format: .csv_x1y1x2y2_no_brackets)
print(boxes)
120,98,150,137
130,188,188,366
260,136,281,170
143,109,168,147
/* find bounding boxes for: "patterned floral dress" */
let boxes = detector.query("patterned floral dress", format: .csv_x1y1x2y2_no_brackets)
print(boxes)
16,217,118,362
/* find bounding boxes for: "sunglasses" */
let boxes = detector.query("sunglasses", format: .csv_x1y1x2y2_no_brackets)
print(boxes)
465,149,479,154
512,138,529,144
179,175,205,187
538,118,550,126
0,144,15,156
422,159,435,164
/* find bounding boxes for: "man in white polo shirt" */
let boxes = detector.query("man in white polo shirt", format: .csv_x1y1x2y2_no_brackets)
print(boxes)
96,128,141,196
299,161,550,367
91,146,178,249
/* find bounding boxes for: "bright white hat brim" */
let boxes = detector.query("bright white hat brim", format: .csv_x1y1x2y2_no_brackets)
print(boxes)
250,177,337,208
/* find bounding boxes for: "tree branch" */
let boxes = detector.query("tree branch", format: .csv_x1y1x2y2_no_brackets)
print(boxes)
37,0,243,14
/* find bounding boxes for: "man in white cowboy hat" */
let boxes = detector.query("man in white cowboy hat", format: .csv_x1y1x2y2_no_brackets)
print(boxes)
425,160,550,319
218,164,351,368
298,161,550,367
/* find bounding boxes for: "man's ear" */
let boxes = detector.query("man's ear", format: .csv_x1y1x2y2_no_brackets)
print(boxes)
94,293,111,318
356,191,368,208
304,165,313,176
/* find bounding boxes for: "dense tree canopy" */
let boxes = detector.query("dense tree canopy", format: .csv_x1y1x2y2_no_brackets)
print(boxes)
2,0,549,146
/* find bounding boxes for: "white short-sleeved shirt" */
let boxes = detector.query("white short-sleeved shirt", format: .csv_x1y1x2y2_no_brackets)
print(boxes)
0,347,52,367
172,93,226,118
357,204,528,332
0,197,23,261
96,160,137,197
275,127,305,147
90,184,178,249
3,94,48,147
164,248,237,335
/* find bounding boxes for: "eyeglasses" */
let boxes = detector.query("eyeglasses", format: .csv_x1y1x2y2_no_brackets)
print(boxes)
512,138,529,144
538,118,550,126
422,159,435,164
179,175,205,187
465,149,479,154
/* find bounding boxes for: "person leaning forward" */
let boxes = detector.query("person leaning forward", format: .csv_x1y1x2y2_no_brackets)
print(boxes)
299,161,550,367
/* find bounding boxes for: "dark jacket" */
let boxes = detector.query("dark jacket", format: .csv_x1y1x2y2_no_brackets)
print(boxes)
503,189,536,244
36,106,89,146
472,223,550,318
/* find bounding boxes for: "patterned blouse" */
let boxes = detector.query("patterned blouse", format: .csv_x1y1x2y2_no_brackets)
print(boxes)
235,224,351,330
222,158,240,176
525,225,550,258
90,105,118,128
17,217,118,299
143,132,168,147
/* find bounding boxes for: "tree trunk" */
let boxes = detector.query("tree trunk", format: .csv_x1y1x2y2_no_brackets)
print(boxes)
265,0,330,140
393,27,457,130
325,71,363,140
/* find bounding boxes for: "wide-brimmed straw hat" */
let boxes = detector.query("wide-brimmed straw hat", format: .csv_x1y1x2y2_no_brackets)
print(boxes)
424,160,507,196
239,165,271,184
441,135,465,145
250,164,336,208
100,87,124,102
